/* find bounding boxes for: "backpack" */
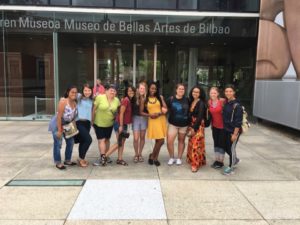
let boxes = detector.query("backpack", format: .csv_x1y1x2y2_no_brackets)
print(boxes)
231,103,250,133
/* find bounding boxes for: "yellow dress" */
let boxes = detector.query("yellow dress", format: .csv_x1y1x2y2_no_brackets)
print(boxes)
147,97,167,139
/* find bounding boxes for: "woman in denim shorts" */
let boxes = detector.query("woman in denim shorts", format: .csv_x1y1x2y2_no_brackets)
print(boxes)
132,82,148,163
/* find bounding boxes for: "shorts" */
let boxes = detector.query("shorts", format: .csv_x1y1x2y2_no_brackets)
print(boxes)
113,121,128,133
93,124,113,140
132,115,148,131
167,123,188,135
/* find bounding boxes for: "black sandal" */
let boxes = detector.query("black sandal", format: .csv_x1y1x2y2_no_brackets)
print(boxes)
64,161,77,166
153,160,161,167
101,154,107,166
116,159,128,166
56,164,66,170
148,154,154,165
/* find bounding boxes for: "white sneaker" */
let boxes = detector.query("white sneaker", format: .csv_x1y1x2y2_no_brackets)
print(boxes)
176,158,182,165
167,158,176,165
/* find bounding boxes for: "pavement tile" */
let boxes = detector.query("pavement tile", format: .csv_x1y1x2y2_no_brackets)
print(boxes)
268,220,300,225
15,158,93,180
235,181,300,219
250,143,300,160
161,180,262,220
88,161,159,179
0,179,9,188
0,158,33,179
0,187,81,219
68,180,166,220
271,160,300,180
0,220,64,225
0,143,51,158
65,221,168,225
169,220,269,225
225,159,297,181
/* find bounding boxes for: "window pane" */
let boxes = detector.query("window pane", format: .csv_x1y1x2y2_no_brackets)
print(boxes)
178,0,198,10
5,34,55,119
72,0,113,7
199,0,259,12
137,0,176,9
50,0,70,6
0,14,5,117
115,0,134,8
7,0,48,5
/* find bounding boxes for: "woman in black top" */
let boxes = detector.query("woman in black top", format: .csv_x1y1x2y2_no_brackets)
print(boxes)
166,83,190,166
222,84,243,175
186,85,207,172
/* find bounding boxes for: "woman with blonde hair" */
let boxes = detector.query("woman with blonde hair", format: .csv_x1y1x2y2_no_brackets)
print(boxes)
132,82,148,162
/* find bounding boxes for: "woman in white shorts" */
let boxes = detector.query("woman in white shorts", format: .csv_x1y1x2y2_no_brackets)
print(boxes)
166,84,190,165
132,82,148,163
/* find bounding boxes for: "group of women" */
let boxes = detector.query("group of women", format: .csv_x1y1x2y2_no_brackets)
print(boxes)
49,80,243,175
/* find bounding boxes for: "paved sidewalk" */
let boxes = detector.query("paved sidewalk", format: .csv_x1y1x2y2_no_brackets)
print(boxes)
0,121,300,225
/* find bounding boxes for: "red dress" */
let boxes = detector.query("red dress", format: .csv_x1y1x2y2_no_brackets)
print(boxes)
187,101,206,171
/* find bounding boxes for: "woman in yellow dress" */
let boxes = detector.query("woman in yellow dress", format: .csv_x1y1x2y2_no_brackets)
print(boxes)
140,82,168,166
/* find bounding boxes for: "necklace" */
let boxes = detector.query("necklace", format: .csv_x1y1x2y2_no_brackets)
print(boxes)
148,97,157,104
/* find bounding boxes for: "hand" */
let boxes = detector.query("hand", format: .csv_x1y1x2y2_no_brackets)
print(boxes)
56,130,62,139
231,133,238,142
118,126,123,134
150,113,159,119
187,127,195,137
161,107,168,114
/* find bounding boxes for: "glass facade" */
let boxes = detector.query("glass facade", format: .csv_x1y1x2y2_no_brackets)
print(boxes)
0,9,258,119
1,0,260,12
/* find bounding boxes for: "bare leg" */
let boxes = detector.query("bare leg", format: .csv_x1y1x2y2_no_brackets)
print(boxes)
167,130,177,158
152,139,165,160
138,130,146,157
177,133,186,159
118,138,127,160
133,131,140,157
98,139,107,155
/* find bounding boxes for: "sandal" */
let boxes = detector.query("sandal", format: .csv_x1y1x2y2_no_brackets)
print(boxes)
138,155,144,162
153,160,161,167
116,159,128,166
56,164,66,170
148,154,154,165
133,156,139,163
101,154,107,166
191,167,198,173
78,159,88,168
64,161,77,166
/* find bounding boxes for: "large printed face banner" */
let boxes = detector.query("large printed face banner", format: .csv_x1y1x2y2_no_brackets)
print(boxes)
256,0,300,80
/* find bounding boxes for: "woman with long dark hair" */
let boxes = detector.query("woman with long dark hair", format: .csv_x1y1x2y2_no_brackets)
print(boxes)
105,85,135,166
140,81,168,166
48,85,78,170
222,84,243,175
186,85,207,172
75,83,93,167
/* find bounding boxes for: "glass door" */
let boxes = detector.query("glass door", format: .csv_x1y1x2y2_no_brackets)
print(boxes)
4,34,55,120
97,41,133,98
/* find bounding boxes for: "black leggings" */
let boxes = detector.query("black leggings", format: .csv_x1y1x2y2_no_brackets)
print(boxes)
76,120,92,159
224,130,240,168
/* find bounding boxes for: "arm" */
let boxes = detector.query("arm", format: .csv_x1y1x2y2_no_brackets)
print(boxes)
56,98,67,138
118,105,126,133
191,101,205,132
92,97,98,125
160,95,168,114
231,105,243,142
139,98,149,117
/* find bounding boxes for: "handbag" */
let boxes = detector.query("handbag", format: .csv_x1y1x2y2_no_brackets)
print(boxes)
63,120,79,139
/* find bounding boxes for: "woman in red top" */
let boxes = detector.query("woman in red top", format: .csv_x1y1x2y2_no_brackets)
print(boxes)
208,87,226,169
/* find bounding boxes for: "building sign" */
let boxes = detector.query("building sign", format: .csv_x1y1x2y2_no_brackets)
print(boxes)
0,11,257,37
